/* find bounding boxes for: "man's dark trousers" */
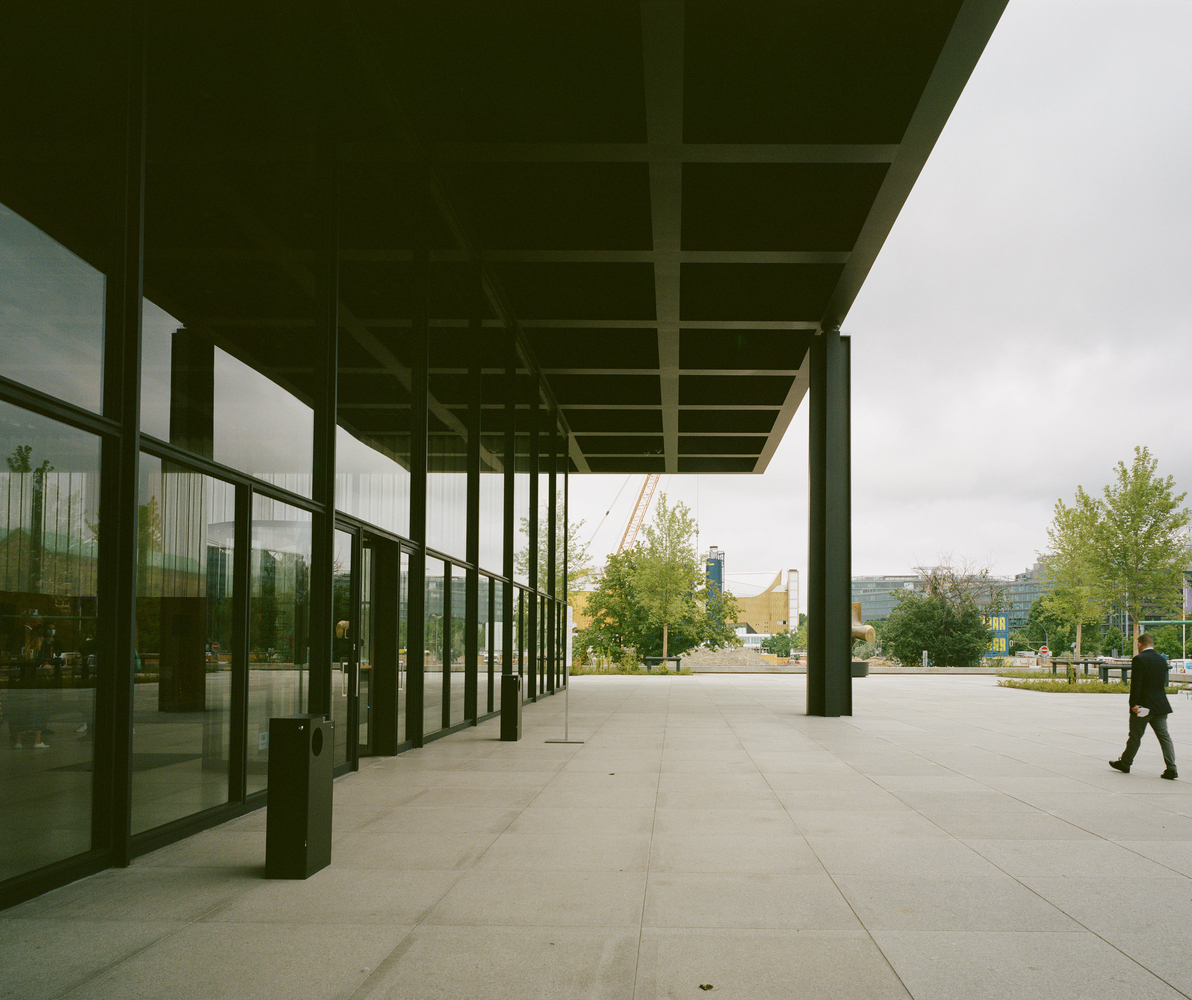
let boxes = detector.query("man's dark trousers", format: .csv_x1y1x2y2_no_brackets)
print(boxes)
1118,646,1176,772
1121,710,1176,771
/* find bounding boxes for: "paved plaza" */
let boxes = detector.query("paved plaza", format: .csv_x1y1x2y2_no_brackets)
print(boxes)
3,674,1192,1000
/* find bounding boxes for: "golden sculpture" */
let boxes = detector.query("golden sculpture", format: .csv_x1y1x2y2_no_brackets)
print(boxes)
851,602,875,645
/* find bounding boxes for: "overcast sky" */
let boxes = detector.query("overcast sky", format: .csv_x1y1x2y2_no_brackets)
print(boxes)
568,0,1192,595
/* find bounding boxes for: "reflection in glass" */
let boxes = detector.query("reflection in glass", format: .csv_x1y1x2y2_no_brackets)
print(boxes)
0,203,105,412
478,578,491,714
0,402,100,881
336,426,410,538
246,497,311,795
424,557,445,737
330,529,353,771
140,304,314,494
427,460,467,561
449,564,466,727
513,453,530,585
359,543,373,755
132,457,234,833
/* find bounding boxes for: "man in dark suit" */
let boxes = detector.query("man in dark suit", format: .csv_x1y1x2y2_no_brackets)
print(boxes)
1110,632,1177,779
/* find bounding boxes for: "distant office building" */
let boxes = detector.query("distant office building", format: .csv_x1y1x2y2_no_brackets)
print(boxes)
1006,564,1050,631
851,575,920,621
706,547,725,596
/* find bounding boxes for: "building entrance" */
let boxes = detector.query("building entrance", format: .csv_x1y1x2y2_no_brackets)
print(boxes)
330,526,380,774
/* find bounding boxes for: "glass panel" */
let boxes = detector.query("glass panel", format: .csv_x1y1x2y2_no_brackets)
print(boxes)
449,565,466,727
359,543,373,753
330,529,353,771
0,8,122,413
513,439,530,585
398,550,408,745
424,557,445,737
132,457,234,833
336,427,410,539
142,5,320,493
0,401,101,881
478,577,491,714
141,300,314,496
246,496,312,795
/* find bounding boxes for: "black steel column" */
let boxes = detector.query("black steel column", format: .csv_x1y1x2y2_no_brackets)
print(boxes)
527,398,539,701
97,6,146,867
499,332,519,739
807,330,852,717
464,275,481,723
306,116,340,720
228,485,252,800
406,192,429,746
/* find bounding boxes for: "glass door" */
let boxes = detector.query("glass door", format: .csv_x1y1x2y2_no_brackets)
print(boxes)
357,540,374,758
331,527,356,774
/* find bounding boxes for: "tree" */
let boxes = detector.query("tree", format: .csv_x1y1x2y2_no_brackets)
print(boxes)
1103,624,1127,658
575,519,741,665
881,561,1002,667
1040,489,1105,657
515,488,593,606
632,495,702,657
575,550,652,665
761,630,793,657
1093,447,1191,652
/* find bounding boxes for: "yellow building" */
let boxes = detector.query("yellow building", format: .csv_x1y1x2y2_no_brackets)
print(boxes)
730,570,799,636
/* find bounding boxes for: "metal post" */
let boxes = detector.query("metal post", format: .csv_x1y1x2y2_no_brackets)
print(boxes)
807,330,852,717
546,661,582,744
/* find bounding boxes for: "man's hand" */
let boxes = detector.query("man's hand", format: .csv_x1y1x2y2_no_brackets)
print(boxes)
1131,705,1140,715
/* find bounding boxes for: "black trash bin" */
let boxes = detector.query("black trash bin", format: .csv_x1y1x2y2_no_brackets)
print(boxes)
500,673,522,741
265,714,333,879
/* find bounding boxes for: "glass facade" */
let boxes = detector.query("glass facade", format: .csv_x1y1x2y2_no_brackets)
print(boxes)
0,5,573,904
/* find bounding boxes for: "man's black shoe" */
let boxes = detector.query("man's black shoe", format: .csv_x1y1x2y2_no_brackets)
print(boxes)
1109,759,1130,773
1161,769,1178,780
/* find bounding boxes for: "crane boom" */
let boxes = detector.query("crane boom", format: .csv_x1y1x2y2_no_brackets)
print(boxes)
616,474,660,554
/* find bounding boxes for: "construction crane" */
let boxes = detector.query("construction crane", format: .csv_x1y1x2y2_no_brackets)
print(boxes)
615,474,660,554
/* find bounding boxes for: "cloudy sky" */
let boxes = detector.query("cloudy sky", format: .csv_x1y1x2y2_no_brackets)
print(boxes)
568,0,1192,591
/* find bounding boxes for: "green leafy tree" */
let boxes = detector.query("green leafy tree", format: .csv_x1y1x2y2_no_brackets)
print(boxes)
761,630,793,656
632,495,702,658
1151,624,1186,660
575,550,653,665
1103,624,1127,658
515,489,592,606
1040,489,1105,657
881,562,1002,667
1093,447,1191,652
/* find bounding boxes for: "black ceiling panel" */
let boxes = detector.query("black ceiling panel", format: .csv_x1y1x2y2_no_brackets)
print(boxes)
548,374,660,406
682,163,890,251
527,329,659,370
679,263,843,322
679,375,794,406
680,330,811,371
356,1,647,143
576,435,665,456
678,410,778,434
587,456,666,473
683,0,963,143
678,457,758,473
563,409,664,433
493,263,657,320
439,163,652,251
678,436,767,455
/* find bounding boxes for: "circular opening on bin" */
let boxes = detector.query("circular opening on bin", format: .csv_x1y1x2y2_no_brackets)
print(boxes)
312,727,324,756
